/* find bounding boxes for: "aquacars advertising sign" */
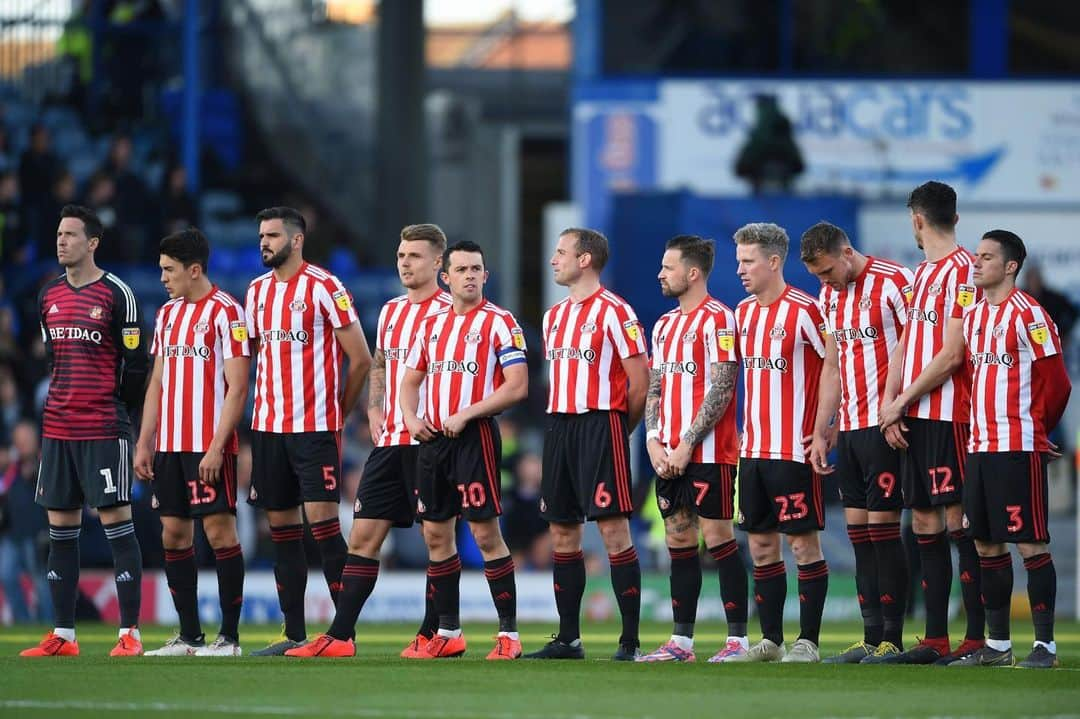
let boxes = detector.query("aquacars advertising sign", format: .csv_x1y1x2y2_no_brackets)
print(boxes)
574,79,1080,228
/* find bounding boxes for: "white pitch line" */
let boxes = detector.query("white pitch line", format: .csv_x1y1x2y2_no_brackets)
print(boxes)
0,700,643,719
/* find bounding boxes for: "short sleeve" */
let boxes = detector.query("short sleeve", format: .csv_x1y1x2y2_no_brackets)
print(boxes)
948,262,979,320
493,313,527,368
1018,305,1062,361
217,301,251,360
150,306,165,356
375,304,390,352
888,267,916,328
800,302,827,359
605,302,648,360
649,319,663,371
404,320,430,372
244,283,260,340
317,275,359,329
817,287,835,333
712,306,738,364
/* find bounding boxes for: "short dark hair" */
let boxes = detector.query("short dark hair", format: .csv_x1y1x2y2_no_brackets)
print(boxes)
255,206,307,236
60,204,104,243
982,229,1027,277
666,234,715,275
443,240,485,269
401,223,448,253
907,181,957,230
561,227,610,272
159,227,210,272
799,221,850,263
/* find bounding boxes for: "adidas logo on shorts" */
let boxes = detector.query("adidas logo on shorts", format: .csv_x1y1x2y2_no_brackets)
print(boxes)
116,571,135,583
47,570,61,581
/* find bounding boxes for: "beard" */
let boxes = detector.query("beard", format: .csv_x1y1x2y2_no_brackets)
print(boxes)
262,243,292,268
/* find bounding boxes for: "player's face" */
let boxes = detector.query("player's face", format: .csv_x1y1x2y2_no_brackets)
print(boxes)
56,217,95,267
550,233,583,287
397,239,441,289
159,254,195,299
804,248,853,291
972,238,1008,289
259,219,294,268
735,242,775,296
658,249,690,298
441,250,487,304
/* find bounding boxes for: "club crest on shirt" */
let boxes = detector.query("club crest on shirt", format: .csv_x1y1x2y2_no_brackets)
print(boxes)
122,327,140,349
859,297,873,310
580,322,597,334
464,331,483,344
927,282,943,296
682,332,697,343
511,327,526,349
957,284,976,307
290,300,307,312
1028,321,1049,345
623,320,640,342
993,325,1007,339
770,325,787,339
333,289,352,312
717,328,735,352
193,321,210,334
230,320,248,343
89,306,103,319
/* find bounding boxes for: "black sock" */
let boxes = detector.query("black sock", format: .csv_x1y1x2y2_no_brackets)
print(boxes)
553,550,585,643
47,525,81,629
952,529,985,641
483,555,518,633
797,560,829,646
310,518,347,606
213,544,244,641
609,547,641,647
428,554,461,631
753,561,786,646
668,545,701,636
1024,553,1056,645
328,554,379,640
104,520,142,628
869,522,907,647
710,540,748,638
270,524,308,641
164,546,201,641
979,553,1012,642
916,531,951,639
848,524,881,645
419,568,438,638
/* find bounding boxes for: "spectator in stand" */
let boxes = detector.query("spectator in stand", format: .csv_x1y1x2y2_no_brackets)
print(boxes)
18,125,59,241
0,420,52,623
104,134,152,259
0,172,23,267
503,452,551,569
159,164,198,237
80,171,126,264
31,170,77,266
1023,262,1078,344
0,125,14,173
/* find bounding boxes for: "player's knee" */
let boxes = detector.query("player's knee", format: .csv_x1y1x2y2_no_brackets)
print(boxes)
911,509,943,534
469,522,504,554
424,522,456,554
700,520,734,548
786,532,824,564
1016,542,1048,560
747,533,781,565
202,516,239,549
549,522,582,553
597,517,632,554
160,525,193,549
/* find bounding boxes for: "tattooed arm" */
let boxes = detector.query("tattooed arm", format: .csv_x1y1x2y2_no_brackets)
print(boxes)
366,348,387,444
667,360,737,475
644,368,671,478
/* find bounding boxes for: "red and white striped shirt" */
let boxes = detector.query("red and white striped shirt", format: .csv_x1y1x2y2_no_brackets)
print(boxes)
901,247,979,422
819,257,914,431
964,289,1062,453
150,287,249,453
736,285,826,463
650,296,739,465
405,300,527,429
544,288,647,414
375,290,453,446
245,263,359,433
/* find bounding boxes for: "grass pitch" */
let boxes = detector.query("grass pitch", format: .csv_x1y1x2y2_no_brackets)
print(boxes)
2,621,1079,719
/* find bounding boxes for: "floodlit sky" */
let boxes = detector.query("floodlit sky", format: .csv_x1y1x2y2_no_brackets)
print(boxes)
425,0,574,24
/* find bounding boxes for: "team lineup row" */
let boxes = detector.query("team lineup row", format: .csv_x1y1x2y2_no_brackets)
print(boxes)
20,180,1069,669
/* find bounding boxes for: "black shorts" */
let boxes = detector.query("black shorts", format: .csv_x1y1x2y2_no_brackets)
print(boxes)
37,437,134,510
835,427,903,511
355,445,420,528
900,417,968,509
248,430,341,510
151,452,238,518
416,417,501,523
541,411,634,523
655,463,736,520
963,451,1050,544
738,458,825,534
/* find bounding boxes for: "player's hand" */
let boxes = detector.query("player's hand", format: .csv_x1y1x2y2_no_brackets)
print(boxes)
647,440,671,479
367,406,386,445
1047,442,1063,461
405,415,439,442
808,434,835,475
198,450,224,485
878,398,907,433
133,445,154,481
882,420,909,450
442,412,471,439
667,441,693,477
